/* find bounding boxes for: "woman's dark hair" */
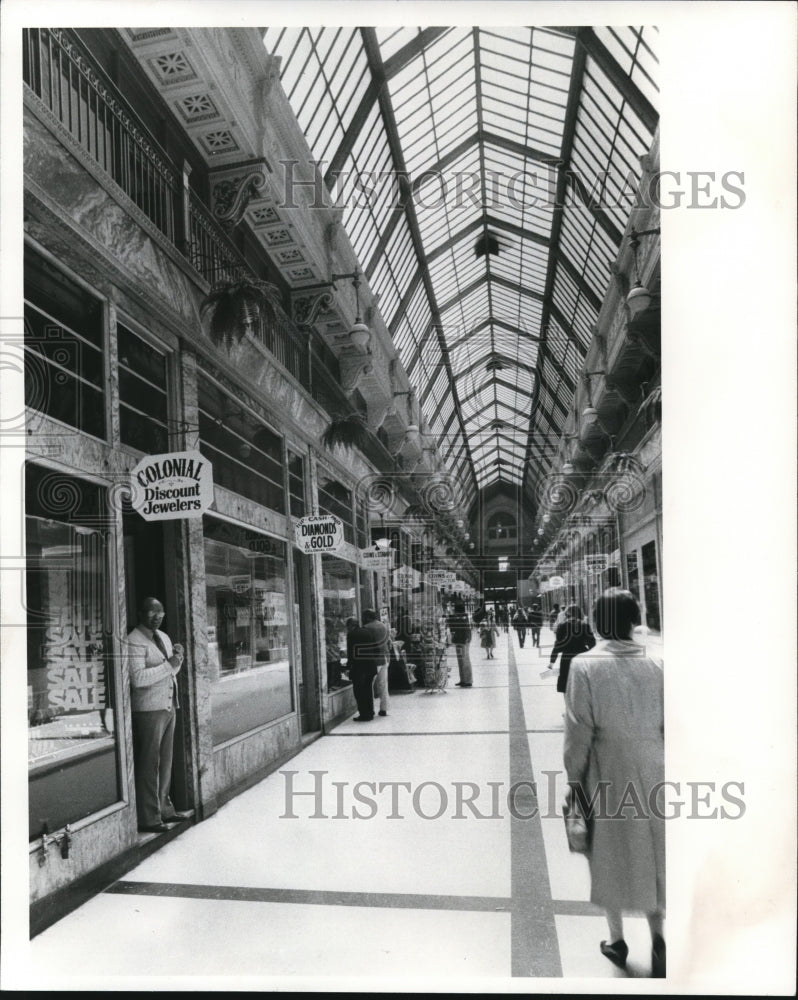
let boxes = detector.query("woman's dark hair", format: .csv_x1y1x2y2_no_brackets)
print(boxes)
592,588,641,639
564,604,584,621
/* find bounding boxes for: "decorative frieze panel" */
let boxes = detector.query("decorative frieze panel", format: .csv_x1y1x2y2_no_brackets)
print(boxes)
176,93,222,124
249,206,280,227
201,129,240,155
149,51,199,86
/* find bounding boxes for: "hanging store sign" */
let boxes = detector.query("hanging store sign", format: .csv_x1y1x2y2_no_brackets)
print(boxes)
584,554,609,575
392,566,419,590
427,569,451,587
130,450,213,521
548,575,565,588
295,514,344,553
360,549,393,571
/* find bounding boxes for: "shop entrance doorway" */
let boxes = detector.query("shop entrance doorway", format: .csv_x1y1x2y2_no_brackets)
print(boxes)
122,512,192,814
292,548,320,736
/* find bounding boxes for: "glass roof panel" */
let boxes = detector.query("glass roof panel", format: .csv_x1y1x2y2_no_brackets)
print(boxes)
266,24,658,496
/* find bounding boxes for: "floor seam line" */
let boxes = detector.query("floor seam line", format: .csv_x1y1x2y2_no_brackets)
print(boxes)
508,640,564,978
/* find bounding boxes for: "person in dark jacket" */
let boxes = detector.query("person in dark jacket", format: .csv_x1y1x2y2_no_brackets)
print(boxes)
348,619,384,721
447,601,473,687
512,605,528,647
549,604,596,694
528,602,544,650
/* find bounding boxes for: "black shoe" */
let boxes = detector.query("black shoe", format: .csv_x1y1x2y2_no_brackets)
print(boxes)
138,823,170,834
651,934,666,978
354,715,373,722
162,810,192,821
378,710,387,716
600,939,628,969
455,682,472,687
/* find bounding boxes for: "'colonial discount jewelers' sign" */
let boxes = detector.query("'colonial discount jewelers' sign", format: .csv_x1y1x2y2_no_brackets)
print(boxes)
130,450,214,521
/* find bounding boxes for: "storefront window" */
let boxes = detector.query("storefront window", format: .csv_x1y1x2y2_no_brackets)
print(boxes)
198,374,285,513
641,540,662,632
626,550,641,606
118,323,168,454
318,474,355,544
321,555,357,691
203,518,293,745
24,244,106,440
287,450,305,519
26,464,119,839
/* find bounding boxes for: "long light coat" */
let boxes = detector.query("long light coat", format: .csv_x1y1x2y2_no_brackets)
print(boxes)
563,638,665,913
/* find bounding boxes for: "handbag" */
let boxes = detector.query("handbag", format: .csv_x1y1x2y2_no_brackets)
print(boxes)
563,787,591,854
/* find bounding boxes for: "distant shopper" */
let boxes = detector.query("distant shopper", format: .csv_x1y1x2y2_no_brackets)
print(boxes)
528,602,544,649
472,601,486,626
549,605,596,694
348,615,385,722
387,627,414,691
447,601,473,687
496,603,509,633
563,588,665,977
512,605,529,647
362,609,390,717
126,597,190,833
548,603,561,630
479,613,499,659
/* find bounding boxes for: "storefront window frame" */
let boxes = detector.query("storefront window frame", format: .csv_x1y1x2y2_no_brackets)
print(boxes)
25,461,128,839
24,239,112,445
202,513,298,750
115,314,171,457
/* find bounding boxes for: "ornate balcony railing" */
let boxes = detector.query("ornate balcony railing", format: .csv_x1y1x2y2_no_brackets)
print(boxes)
23,28,178,241
21,28,396,461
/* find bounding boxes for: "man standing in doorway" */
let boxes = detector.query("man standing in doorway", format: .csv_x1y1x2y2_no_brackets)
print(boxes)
126,597,191,833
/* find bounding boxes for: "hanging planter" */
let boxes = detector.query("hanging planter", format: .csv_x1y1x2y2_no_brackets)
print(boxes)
200,279,282,351
321,412,371,452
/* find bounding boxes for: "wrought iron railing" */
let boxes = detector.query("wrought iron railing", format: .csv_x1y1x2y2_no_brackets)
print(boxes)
23,28,178,240
21,28,380,438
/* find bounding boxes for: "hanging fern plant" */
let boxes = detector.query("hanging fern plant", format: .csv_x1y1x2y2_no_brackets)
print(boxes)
200,279,282,350
321,412,372,452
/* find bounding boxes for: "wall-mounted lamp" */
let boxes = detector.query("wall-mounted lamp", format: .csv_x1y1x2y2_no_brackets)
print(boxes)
579,371,611,444
331,267,371,352
626,226,661,318
294,266,372,351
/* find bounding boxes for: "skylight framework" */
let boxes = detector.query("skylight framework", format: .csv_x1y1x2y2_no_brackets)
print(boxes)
263,24,658,505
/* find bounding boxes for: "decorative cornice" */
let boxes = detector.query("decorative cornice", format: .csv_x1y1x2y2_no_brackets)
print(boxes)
211,168,269,230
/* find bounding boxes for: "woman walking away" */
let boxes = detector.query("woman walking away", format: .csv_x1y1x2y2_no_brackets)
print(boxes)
549,604,595,695
479,613,499,659
563,588,665,978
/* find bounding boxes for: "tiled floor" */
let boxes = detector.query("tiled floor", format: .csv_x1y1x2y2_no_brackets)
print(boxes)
20,628,666,989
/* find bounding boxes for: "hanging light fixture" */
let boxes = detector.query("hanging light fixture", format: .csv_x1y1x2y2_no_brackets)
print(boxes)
626,226,661,318
332,266,371,352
